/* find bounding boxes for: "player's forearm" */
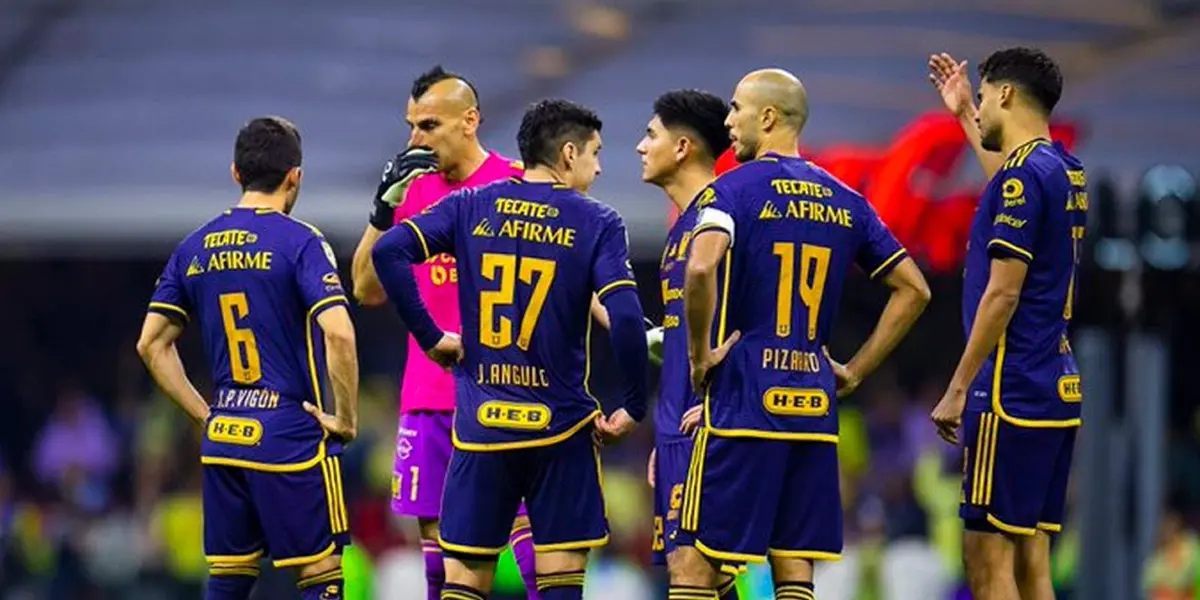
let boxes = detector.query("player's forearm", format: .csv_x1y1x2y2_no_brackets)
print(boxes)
847,283,930,382
590,294,611,330
351,225,388,306
957,110,1004,180
949,288,1019,394
138,343,209,424
602,289,649,421
371,226,443,350
683,265,717,361
324,330,360,432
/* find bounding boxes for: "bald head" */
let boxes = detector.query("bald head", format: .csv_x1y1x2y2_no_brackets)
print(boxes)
416,77,478,113
735,68,808,132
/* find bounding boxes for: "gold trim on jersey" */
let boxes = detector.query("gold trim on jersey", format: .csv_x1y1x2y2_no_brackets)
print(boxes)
321,456,349,535
400,219,431,261
450,410,600,452
596,279,636,299
148,301,189,322
768,548,842,561
868,249,907,280
1002,139,1050,170
206,549,264,565
681,429,709,532
991,333,1082,428
986,238,1033,262
694,539,768,564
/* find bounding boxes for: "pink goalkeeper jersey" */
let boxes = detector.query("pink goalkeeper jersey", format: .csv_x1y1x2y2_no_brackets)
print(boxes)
393,150,523,412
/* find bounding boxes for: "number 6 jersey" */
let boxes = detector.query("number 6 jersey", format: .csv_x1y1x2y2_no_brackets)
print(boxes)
692,154,906,440
148,207,349,470
378,177,638,451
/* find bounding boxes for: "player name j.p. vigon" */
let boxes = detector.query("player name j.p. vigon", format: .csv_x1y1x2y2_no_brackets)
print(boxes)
476,362,550,388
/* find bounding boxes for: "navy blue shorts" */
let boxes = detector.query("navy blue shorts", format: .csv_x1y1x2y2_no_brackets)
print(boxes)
438,425,607,557
203,454,349,569
652,437,692,565
960,410,1077,536
677,430,843,564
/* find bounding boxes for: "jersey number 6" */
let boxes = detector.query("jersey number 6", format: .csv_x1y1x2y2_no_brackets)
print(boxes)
219,292,263,384
479,253,557,351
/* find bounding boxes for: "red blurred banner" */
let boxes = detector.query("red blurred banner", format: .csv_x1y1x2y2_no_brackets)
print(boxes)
672,112,1081,273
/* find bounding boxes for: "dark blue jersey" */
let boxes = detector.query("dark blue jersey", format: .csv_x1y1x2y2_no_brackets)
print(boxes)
693,154,907,440
148,207,349,470
963,139,1086,427
378,178,640,451
656,195,703,441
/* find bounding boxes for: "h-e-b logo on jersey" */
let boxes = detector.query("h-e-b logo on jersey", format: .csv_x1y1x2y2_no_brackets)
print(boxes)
477,400,552,431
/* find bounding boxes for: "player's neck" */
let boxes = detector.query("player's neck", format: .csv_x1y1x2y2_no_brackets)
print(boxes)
1000,117,1052,158
236,192,288,213
522,165,569,187
757,132,802,159
662,164,714,211
444,142,490,183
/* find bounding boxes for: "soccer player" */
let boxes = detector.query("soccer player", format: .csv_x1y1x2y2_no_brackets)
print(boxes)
371,98,650,600
928,48,1086,600
135,117,358,600
634,89,741,600
347,66,543,599
671,69,932,600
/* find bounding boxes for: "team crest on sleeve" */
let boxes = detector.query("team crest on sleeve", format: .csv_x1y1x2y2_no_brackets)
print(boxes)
322,272,342,290
321,241,338,268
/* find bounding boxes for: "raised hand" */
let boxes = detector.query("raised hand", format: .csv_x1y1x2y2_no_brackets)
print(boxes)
928,53,975,118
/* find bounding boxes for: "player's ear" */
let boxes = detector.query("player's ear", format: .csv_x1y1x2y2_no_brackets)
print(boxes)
287,167,303,188
998,83,1016,108
675,135,691,163
462,107,481,136
230,162,242,186
760,106,777,132
561,140,578,170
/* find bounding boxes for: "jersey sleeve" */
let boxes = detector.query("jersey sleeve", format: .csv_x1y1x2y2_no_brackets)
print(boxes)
147,250,191,324
295,234,350,318
399,190,462,261
987,167,1043,263
591,215,638,301
855,196,908,280
693,182,738,246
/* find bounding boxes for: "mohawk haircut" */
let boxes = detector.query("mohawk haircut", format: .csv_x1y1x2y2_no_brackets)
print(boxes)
653,89,731,160
978,47,1063,115
411,65,481,111
233,116,302,193
517,99,603,169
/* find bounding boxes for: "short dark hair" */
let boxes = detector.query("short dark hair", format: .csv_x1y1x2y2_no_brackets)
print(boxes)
653,89,731,160
978,47,1063,115
411,65,481,110
517,99,603,169
233,117,302,193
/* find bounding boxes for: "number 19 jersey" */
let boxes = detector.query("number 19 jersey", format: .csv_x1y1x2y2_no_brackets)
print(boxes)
148,207,349,470
693,154,906,440
398,178,637,451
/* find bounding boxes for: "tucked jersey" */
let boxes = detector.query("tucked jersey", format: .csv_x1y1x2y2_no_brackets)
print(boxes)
656,195,703,441
147,207,349,470
399,179,637,451
963,139,1086,427
393,151,524,413
693,154,907,440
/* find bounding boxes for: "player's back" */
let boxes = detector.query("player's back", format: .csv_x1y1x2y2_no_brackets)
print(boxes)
695,154,907,440
437,178,632,450
153,207,347,469
964,140,1086,425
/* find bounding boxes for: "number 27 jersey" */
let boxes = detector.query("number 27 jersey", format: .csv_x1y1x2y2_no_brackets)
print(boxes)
694,154,907,440
399,178,637,451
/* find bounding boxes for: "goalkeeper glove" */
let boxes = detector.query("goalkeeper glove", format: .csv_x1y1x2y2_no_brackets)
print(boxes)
369,146,439,231
645,317,665,367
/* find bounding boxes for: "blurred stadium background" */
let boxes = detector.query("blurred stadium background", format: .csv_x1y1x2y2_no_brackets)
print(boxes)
1,0,1199,598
